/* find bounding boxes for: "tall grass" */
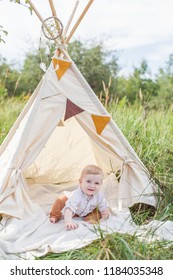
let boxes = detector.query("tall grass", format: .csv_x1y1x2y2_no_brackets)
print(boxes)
108,101,173,221
0,97,26,144
38,233,173,260
0,96,173,259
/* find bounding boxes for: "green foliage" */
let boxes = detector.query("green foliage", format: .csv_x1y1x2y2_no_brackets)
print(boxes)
68,40,119,95
19,46,51,95
0,39,119,98
0,43,53,97
152,55,173,108
109,102,173,221
0,97,26,144
0,56,22,97
117,59,159,104
129,203,155,225
38,232,173,260
0,38,173,109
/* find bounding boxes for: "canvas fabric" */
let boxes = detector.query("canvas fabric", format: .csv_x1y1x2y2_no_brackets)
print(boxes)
0,54,164,259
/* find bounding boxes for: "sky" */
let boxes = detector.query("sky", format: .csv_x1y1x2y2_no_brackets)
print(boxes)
0,0,173,77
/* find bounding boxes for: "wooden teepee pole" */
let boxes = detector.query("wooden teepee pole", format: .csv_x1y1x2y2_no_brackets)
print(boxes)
63,0,79,38
48,0,57,17
65,0,94,44
27,0,45,23
27,0,60,44
48,0,64,42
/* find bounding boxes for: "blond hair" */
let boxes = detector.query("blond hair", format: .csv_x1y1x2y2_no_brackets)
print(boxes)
80,165,104,180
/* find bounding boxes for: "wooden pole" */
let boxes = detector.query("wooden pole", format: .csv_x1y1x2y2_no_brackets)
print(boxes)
27,0,45,23
63,0,79,38
65,0,94,44
48,0,64,43
27,0,60,44
48,0,57,17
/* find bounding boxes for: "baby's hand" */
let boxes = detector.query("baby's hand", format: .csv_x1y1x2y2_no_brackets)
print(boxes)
50,217,57,223
65,222,78,230
100,209,109,221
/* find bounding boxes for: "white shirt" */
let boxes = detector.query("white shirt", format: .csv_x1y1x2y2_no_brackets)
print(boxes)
61,187,108,217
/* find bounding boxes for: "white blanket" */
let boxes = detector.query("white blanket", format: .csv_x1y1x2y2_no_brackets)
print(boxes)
0,176,173,260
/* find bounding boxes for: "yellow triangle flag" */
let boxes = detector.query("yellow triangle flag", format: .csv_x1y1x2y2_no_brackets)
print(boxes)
57,119,65,127
91,115,111,135
52,58,71,80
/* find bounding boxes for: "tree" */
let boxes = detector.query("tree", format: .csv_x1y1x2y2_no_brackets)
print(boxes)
0,56,21,97
68,40,119,96
117,60,158,104
19,46,51,95
154,54,173,108
0,42,54,97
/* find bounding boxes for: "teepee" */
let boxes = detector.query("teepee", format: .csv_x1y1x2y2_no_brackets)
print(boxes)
0,0,158,259
0,0,157,218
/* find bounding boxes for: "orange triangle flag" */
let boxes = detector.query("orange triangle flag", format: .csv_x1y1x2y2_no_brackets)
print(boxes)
52,58,71,80
91,115,111,135
64,99,84,121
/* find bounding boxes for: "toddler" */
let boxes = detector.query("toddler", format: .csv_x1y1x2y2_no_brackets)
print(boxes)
49,165,109,229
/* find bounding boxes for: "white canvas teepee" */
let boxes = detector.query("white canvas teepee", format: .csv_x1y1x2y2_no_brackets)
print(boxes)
0,0,162,259
0,52,157,217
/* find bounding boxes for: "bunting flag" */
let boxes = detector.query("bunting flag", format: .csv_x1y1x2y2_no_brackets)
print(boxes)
64,99,84,121
57,119,65,127
91,115,111,135
52,58,72,80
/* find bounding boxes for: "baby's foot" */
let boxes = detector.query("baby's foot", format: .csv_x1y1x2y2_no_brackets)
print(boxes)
50,217,58,223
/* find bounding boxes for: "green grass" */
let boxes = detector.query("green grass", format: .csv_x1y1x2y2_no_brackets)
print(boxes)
37,232,173,260
0,97,173,259
0,97,26,144
109,102,173,222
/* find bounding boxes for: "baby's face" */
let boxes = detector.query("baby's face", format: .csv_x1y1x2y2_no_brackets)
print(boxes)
79,174,102,196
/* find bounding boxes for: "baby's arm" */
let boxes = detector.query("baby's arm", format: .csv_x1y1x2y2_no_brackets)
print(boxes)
100,207,109,220
98,192,109,221
64,208,78,230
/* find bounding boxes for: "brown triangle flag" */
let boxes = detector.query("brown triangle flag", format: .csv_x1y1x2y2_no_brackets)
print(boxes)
91,115,111,135
52,58,71,80
64,99,84,121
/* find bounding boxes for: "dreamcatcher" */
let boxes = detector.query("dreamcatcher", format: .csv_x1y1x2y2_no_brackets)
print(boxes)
41,16,63,40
